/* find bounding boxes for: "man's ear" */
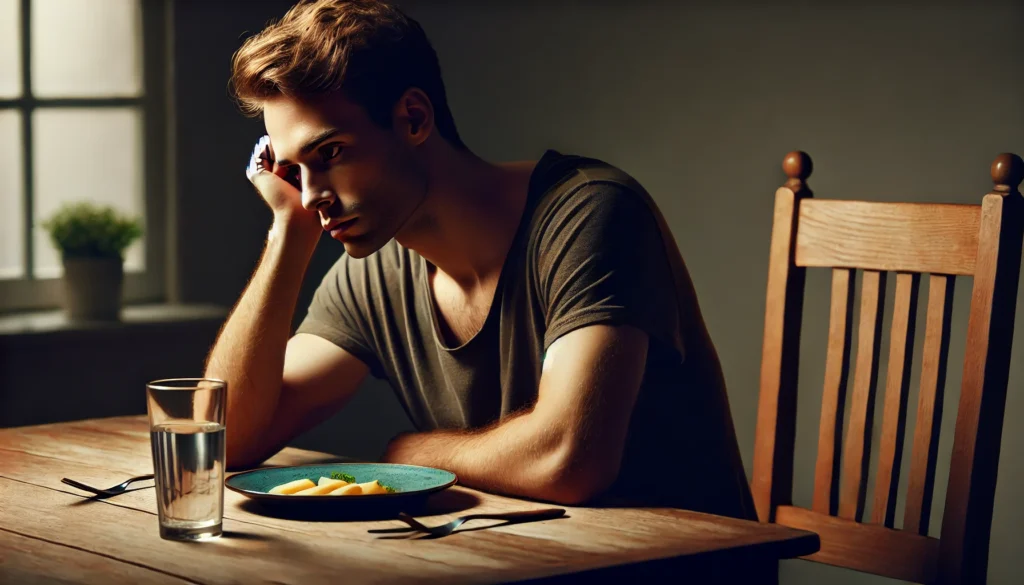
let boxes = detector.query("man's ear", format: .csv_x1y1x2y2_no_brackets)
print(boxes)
393,88,434,147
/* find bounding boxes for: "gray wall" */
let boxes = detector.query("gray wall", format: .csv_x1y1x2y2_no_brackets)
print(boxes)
173,1,1024,583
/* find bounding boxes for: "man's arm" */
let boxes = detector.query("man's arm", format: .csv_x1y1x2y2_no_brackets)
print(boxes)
205,137,368,469
382,324,647,505
204,221,368,469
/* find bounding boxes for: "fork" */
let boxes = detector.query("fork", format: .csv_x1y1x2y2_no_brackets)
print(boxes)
60,474,155,498
369,508,566,538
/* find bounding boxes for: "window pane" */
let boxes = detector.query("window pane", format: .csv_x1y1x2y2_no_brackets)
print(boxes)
0,110,24,278
33,108,144,278
0,0,20,98
31,0,142,98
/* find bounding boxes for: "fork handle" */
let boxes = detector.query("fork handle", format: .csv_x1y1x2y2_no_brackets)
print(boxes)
60,478,104,495
464,508,566,522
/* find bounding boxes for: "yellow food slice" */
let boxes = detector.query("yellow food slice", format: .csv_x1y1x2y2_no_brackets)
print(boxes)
294,479,349,495
268,478,315,495
329,483,364,496
317,476,343,486
355,480,389,495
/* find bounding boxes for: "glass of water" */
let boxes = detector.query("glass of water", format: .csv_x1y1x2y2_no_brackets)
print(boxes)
146,378,227,541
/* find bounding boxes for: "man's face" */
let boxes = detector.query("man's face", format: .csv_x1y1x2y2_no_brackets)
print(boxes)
262,92,427,258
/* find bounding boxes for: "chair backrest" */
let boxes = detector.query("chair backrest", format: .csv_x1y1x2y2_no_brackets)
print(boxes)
751,151,1024,585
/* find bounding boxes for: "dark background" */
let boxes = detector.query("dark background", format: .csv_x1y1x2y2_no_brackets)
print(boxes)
12,1,1024,583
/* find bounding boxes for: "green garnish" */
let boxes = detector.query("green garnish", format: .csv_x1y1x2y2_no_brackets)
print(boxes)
329,471,398,493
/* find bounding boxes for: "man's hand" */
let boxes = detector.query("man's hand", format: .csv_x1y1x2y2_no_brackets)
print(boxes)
246,135,320,238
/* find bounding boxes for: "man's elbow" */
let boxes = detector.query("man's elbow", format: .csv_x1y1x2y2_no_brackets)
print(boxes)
225,436,276,471
533,451,621,506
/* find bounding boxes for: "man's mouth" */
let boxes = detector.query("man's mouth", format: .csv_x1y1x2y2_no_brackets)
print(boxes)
325,217,358,236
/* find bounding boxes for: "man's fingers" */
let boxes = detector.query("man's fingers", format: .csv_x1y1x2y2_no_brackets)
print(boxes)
246,135,273,182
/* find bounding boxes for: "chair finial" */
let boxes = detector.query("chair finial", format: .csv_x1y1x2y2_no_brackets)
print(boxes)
991,153,1023,193
782,151,813,191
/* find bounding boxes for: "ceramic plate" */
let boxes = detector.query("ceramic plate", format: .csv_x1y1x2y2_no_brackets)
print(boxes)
225,463,457,506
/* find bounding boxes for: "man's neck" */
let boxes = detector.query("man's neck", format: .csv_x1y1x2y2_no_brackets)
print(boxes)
396,147,536,290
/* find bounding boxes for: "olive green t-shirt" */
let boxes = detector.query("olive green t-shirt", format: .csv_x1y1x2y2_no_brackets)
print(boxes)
297,150,755,519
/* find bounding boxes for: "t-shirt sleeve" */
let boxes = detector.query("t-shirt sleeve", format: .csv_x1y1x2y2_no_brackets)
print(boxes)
295,255,385,378
536,180,682,358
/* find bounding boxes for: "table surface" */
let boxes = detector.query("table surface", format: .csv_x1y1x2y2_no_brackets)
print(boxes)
0,416,819,584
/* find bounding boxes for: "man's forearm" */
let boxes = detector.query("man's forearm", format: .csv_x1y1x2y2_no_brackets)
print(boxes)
382,410,609,505
204,221,319,465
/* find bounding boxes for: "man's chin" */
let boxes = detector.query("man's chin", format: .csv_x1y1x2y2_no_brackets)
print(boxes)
336,232,389,259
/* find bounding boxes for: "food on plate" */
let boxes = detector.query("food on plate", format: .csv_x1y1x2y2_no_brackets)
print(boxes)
294,478,349,495
268,472,397,495
329,483,363,495
267,478,315,494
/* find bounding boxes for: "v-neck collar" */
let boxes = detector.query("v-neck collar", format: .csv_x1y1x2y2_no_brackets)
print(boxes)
418,149,565,352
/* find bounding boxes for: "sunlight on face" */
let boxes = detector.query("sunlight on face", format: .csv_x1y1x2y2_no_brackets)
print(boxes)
261,92,427,258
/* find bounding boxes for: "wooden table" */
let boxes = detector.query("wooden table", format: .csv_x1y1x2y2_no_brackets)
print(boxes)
0,416,819,584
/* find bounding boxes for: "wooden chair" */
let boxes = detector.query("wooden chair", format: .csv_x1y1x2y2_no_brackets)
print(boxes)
751,151,1024,584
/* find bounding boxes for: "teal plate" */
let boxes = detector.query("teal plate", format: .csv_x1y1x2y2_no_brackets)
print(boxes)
226,463,457,507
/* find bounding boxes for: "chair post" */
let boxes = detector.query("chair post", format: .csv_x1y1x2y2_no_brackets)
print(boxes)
939,153,1024,584
752,151,814,522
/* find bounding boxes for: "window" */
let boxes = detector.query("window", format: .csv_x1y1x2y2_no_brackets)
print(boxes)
0,0,169,311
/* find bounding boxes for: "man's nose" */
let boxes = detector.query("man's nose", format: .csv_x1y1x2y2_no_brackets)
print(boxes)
301,174,335,212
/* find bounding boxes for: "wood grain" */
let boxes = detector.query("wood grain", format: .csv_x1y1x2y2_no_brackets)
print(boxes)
839,270,886,521
812,268,855,516
0,416,820,585
795,200,981,275
775,505,938,584
0,528,197,585
755,152,1024,585
871,272,920,527
940,192,1024,584
904,274,955,536
752,184,811,523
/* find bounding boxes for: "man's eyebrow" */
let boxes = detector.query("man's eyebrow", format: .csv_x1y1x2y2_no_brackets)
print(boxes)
275,128,342,166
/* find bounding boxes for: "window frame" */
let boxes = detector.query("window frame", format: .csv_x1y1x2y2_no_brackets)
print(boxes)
0,0,170,312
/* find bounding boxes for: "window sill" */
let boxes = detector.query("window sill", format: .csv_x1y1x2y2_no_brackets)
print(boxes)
0,303,229,345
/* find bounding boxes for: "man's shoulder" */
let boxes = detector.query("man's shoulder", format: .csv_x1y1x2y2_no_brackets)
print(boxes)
531,150,646,203
527,151,659,242
529,151,656,225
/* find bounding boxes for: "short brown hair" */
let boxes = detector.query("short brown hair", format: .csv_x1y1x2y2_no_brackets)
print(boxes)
230,0,465,149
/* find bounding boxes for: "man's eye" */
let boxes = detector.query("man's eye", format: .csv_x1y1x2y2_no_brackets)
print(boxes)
320,144,343,162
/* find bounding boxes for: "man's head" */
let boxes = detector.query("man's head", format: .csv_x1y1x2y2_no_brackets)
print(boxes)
230,0,464,257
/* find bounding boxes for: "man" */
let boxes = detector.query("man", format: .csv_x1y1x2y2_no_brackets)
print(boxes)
207,0,754,517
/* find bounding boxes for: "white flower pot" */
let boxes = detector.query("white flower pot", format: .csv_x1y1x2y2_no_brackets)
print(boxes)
62,257,124,321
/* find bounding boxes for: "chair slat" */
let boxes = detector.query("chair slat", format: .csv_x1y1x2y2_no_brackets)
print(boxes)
812,268,855,516
871,272,920,527
839,270,887,521
903,275,955,536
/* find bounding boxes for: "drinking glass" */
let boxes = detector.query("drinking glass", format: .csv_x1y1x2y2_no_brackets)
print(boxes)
146,378,226,541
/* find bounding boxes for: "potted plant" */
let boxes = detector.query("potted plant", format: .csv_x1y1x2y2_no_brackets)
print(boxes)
42,202,143,321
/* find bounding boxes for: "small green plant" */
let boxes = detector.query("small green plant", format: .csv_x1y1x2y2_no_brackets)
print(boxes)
41,202,143,260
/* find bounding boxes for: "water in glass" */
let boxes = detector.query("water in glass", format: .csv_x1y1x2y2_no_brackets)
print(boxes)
150,421,225,540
